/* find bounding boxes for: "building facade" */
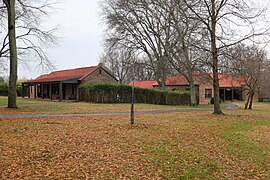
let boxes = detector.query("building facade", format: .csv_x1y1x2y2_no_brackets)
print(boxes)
130,73,249,104
22,65,117,101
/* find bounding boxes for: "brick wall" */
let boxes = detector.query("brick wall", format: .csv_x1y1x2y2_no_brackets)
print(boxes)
199,83,213,104
81,67,117,84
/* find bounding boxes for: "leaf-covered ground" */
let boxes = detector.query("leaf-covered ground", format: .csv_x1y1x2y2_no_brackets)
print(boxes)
1,100,270,179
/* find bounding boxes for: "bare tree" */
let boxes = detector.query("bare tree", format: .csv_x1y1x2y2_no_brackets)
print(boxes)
0,0,58,70
100,49,156,83
184,0,270,114
160,0,206,106
258,61,270,102
3,0,18,108
100,47,134,83
229,44,268,110
132,57,156,81
1,0,58,108
101,0,174,89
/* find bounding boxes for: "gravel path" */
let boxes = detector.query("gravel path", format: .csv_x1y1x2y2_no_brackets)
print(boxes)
224,102,239,110
0,102,238,119
0,109,211,119
0,104,48,108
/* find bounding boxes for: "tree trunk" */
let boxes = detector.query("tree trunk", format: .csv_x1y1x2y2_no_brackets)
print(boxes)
161,71,166,90
248,92,255,110
189,78,197,106
244,92,251,110
4,0,18,108
212,70,222,114
211,2,222,114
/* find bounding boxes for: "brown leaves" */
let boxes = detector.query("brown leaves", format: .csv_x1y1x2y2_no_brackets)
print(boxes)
0,116,156,179
1,102,270,178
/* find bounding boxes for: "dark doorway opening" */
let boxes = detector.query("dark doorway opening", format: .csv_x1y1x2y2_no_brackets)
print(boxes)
219,88,242,101
63,84,66,99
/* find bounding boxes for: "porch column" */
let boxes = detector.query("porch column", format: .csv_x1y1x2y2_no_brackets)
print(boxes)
76,85,80,101
34,84,37,99
59,82,63,101
28,85,30,98
47,84,49,98
21,83,24,98
42,84,44,99
50,83,52,100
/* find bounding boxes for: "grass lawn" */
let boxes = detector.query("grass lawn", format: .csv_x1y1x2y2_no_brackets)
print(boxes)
1,100,270,179
0,96,48,106
0,96,214,115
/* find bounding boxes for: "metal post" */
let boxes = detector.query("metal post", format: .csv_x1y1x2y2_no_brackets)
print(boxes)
130,60,135,125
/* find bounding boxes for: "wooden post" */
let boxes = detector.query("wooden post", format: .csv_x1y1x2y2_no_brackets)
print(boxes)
42,84,44,99
34,84,37,99
28,85,30,98
76,84,79,101
47,84,49,98
50,83,52,100
59,82,63,101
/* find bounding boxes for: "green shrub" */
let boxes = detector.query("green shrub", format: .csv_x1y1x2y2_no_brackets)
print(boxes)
0,82,8,91
79,83,191,106
0,82,8,96
0,82,23,96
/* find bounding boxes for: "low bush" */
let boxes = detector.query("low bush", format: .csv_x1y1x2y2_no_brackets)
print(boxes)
0,82,8,96
79,83,191,105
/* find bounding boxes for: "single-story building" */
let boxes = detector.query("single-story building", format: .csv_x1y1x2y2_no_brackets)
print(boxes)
130,73,250,104
22,65,117,101
258,74,270,102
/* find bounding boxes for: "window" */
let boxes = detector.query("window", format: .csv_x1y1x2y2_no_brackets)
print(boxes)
205,89,212,98
99,69,102,75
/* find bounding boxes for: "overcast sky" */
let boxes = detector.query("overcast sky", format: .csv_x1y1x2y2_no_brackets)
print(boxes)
18,0,104,79
13,0,270,79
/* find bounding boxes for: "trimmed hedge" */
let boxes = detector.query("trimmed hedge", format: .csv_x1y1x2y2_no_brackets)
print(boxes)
0,82,8,96
0,82,23,96
79,83,191,105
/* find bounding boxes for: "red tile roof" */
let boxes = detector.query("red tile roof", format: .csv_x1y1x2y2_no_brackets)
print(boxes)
153,76,192,86
218,74,245,87
129,80,156,89
162,74,245,87
28,66,98,83
130,73,245,89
